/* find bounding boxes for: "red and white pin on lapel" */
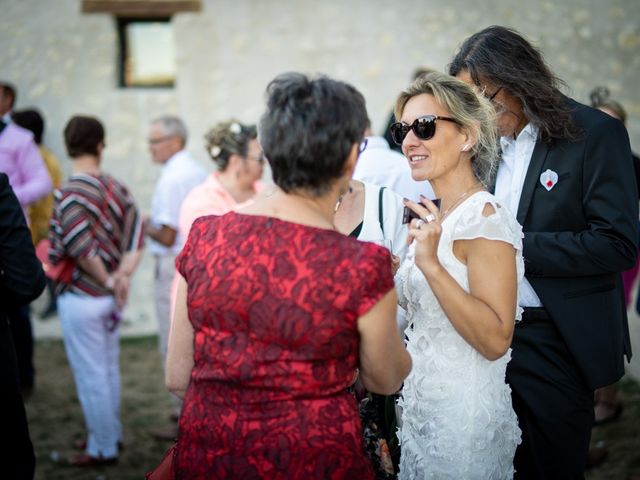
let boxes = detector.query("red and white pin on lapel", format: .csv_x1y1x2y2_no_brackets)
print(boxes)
539,169,558,191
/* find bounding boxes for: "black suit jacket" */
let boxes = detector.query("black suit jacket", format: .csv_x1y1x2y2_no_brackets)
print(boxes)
0,172,46,387
516,100,637,390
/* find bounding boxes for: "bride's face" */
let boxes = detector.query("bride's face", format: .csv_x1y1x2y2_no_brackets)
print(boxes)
400,94,466,183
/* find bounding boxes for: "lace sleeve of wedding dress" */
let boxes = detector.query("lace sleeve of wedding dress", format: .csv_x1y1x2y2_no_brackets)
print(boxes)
451,197,523,251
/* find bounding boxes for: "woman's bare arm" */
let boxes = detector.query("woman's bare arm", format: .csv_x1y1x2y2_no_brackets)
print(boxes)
357,289,412,394
418,236,517,360
165,276,194,398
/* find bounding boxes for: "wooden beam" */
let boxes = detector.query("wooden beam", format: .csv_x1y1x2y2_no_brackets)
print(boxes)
82,0,201,17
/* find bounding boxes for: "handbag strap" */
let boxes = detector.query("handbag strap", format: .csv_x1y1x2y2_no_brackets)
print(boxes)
378,186,386,236
94,175,113,232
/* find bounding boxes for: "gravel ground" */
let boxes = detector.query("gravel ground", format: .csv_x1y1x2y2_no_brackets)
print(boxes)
24,336,640,479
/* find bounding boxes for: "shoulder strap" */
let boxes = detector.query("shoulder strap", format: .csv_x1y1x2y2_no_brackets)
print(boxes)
378,186,386,235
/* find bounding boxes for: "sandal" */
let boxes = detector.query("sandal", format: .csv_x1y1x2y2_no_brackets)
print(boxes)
69,453,118,467
594,400,623,425
73,438,124,452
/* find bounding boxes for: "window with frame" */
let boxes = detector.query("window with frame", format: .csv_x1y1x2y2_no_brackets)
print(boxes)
117,17,176,88
81,1,201,88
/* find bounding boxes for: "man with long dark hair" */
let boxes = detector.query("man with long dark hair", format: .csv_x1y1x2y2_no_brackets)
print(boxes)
450,26,637,478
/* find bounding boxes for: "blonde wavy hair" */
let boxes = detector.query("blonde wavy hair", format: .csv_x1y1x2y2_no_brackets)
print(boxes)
394,72,498,187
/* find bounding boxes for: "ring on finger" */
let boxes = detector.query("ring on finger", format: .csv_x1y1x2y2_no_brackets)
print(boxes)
415,219,425,229
424,213,436,223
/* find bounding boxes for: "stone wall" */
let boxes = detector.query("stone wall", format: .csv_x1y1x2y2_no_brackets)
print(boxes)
2,0,639,335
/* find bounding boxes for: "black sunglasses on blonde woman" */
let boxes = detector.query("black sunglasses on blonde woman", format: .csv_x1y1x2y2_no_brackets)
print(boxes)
390,115,462,145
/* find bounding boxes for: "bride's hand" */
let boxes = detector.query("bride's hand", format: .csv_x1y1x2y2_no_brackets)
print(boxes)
404,197,442,275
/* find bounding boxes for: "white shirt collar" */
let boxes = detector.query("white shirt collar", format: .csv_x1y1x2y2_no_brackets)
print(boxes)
500,123,538,151
163,149,189,169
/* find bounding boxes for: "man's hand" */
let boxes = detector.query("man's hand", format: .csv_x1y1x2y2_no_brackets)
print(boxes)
143,217,177,247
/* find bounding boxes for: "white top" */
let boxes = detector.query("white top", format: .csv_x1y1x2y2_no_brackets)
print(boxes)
357,181,409,332
396,191,522,479
496,123,542,307
353,136,434,201
149,150,207,256
357,181,408,262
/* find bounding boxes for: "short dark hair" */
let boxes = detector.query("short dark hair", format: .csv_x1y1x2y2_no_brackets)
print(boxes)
259,72,367,195
64,115,105,158
12,109,44,144
448,25,580,143
412,67,436,81
590,86,627,124
0,81,17,109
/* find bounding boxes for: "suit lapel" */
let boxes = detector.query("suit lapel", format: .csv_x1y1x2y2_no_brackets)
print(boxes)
516,139,550,224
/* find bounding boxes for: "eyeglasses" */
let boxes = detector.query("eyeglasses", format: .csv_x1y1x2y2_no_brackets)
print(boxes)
247,153,265,164
389,115,461,145
148,135,173,145
483,86,509,116
358,138,368,156
486,86,501,102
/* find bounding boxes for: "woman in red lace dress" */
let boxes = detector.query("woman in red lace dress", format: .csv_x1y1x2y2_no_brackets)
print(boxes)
165,73,412,479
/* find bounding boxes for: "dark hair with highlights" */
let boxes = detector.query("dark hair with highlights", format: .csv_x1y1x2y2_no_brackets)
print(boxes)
204,120,257,171
64,115,105,158
448,25,581,143
258,72,367,195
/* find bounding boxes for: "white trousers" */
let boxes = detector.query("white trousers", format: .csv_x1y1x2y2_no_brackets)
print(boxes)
58,292,121,459
154,254,176,364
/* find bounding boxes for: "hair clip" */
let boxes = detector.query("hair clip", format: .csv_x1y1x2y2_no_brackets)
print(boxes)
210,145,221,157
229,123,242,134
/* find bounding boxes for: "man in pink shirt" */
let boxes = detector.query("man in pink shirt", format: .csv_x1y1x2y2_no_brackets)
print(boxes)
0,120,52,219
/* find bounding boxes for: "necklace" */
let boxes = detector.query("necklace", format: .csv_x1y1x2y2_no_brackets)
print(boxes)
440,182,483,219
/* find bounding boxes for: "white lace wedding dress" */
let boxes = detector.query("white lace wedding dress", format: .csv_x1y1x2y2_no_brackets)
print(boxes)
395,191,523,480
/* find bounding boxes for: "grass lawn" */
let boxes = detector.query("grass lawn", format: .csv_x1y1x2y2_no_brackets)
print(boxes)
25,337,640,479
27,337,174,480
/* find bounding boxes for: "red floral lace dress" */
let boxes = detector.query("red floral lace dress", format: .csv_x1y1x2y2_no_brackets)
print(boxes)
174,212,394,479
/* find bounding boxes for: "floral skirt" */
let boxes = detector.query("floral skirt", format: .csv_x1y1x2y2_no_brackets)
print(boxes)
349,383,399,479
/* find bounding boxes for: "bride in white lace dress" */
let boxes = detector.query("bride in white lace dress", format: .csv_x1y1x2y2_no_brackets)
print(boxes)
389,72,522,479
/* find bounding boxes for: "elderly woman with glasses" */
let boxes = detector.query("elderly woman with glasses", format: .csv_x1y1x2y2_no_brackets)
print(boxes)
392,72,523,479
165,72,411,479
177,120,264,239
